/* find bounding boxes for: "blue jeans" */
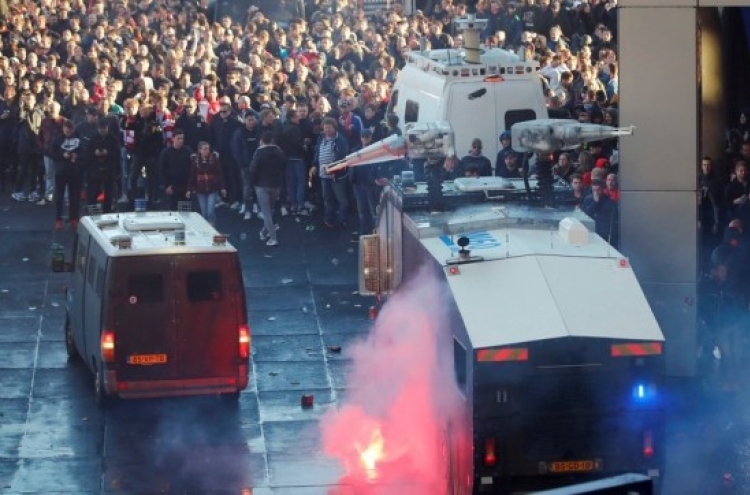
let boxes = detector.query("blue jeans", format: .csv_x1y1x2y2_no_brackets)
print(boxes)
43,155,56,197
240,167,255,210
255,186,280,241
196,191,219,225
321,177,349,225
285,159,307,210
353,183,379,234
120,148,131,197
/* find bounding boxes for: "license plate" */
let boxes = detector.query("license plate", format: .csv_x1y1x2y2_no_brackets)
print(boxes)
549,460,596,473
128,354,168,365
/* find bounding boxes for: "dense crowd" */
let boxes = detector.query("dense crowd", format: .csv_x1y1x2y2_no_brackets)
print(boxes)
0,0,627,240
7,0,750,385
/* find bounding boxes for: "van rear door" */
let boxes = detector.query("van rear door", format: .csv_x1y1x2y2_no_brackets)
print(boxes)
114,256,179,381
174,253,240,379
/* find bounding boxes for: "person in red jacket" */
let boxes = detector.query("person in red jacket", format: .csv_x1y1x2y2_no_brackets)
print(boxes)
186,141,226,226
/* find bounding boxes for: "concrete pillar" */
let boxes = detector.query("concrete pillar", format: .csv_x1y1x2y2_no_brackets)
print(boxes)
618,2,698,376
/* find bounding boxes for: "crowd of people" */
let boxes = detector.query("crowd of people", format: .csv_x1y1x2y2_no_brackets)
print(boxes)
0,0,626,240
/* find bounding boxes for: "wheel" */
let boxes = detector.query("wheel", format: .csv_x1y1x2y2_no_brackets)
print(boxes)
94,368,113,407
64,316,79,361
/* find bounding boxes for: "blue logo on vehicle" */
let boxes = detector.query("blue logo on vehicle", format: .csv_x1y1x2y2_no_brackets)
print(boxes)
440,231,501,254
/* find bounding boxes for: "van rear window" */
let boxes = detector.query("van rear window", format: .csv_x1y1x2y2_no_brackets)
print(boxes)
128,274,164,303
187,271,223,302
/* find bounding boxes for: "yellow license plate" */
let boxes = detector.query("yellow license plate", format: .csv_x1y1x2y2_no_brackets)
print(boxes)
128,354,168,365
549,460,596,473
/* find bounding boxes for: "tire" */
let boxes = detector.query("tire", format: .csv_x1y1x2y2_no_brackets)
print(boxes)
64,316,79,361
94,368,112,407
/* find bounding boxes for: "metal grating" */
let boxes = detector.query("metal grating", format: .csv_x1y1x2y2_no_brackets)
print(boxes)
359,234,382,296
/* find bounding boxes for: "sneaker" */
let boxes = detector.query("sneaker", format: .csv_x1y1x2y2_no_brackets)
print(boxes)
35,198,48,206
11,191,26,201
243,211,252,220
297,207,311,216
45,193,53,203
281,205,289,217
259,224,280,240
55,219,63,230
257,211,264,220
118,194,129,203
28,191,42,202
215,200,228,208
239,204,247,215
252,204,259,214
265,238,278,247
230,201,241,210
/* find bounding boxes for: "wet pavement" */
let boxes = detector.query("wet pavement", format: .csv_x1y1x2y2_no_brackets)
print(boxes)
0,195,749,494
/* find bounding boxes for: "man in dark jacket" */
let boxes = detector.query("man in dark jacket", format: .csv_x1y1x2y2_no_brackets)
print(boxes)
49,119,82,229
349,129,379,235
174,97,209,155
133,104,164,204
582,179,618,246
86,118,120,213
158,129,193,211
279,110,308,216
209,97,242,208
249,130,287,246
230,112,260,220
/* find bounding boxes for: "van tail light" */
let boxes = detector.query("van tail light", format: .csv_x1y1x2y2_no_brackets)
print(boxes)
239,324,251,359
101,330,116,364
642,430,654,459
484,437,497,467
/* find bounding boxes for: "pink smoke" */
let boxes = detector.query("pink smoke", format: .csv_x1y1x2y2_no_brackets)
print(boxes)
320,266,464,494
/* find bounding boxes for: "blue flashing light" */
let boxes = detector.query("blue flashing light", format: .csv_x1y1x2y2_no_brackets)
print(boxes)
632,382,657,403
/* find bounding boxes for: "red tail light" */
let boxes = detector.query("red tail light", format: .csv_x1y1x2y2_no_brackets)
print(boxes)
484,437,497,467
239,324,251,359
643,430,654,458
101,330,116,363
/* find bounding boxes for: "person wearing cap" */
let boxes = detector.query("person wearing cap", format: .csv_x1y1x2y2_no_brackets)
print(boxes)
461,138,493,177
337,97,363,150
86,117,120,213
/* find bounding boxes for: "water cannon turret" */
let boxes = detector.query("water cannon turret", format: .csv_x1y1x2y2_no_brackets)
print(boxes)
325,121,454,175
453,15,488,64
511,119,636,153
